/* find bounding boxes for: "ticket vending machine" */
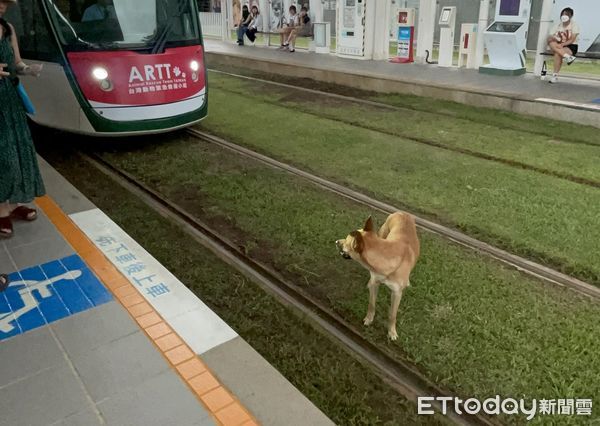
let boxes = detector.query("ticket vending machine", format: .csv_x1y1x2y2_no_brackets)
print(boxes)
336,0,372,58
438,6,456,67
480,0,531,75
390,8,416,63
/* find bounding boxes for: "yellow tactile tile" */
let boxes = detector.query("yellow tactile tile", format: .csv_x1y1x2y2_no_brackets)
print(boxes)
135,312,162,328
165,344,195,365
215,402,252,426
36,195,260,425
113,284,137,300
201,387,235,412
129,301,154,318
119,291,144,308
155,333,184,352
189,371,220,395
144,322,173,340
175,358,207,380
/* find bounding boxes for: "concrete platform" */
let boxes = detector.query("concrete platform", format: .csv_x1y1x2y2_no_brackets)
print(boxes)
0,157,333,426
205,39,600,128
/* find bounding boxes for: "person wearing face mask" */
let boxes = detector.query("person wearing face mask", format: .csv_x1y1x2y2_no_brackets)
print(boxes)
237,5,251,45
546,7,580,84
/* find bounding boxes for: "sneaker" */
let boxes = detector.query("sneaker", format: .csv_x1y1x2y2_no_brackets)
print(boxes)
566,55,576,65
278,44,289,50
548,75,558,84
289,48,295,52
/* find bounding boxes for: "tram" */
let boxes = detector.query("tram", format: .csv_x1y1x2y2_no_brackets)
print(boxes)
5,0,207,135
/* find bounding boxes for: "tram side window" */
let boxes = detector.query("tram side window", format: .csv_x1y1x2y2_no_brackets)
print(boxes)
4,0,61,61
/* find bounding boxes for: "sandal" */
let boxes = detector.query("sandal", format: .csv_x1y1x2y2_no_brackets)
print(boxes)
0,216,13,238
0,274,9,292
10,205,38,221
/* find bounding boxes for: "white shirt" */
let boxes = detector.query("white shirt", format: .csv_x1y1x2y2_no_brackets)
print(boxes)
286,13,299,27
249,14,263,30
549,19,580,44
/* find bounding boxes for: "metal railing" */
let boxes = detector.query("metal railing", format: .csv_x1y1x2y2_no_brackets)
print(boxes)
199,12,224,38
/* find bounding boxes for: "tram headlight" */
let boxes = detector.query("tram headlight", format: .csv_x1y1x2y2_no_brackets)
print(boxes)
92,67,113,91
190,60,199,72
92,67,109,81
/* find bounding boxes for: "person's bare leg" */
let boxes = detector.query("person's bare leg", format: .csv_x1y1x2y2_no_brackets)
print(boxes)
0,202,12,237
548,40,566,56
553,52,563,74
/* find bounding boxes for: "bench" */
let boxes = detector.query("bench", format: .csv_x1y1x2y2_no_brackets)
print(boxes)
540,51,600,60
268,24,314,41
539,50,600,76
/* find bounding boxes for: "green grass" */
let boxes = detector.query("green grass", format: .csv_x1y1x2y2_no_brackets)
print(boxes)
197,86,600,286
207,64,600,146
42,146,440,426
96,133,600,425
209,71,600,184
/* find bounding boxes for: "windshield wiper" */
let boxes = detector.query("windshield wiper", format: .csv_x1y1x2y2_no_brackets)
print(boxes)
151,0,188,54
49,1,113,50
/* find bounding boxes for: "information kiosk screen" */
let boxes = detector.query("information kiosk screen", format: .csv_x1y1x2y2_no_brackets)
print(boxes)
487,21,523,33
499,0,520,16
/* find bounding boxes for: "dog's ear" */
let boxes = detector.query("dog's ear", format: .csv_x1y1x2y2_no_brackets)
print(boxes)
349,231,364,253
363,216,374,233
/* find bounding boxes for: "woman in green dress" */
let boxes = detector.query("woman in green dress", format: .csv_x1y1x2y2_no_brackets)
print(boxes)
0,0,45,238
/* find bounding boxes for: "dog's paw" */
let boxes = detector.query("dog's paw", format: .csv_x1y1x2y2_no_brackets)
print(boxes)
363,315,374,326
388,329,398,341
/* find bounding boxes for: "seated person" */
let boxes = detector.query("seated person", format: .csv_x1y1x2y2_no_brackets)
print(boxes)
285,6,311,52
81,0,116,22
238,5,262,45
237,5,252,45
277,5,299,49
546,7,580,84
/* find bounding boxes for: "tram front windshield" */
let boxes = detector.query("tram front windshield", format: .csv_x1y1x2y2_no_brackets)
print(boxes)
45,0,199,50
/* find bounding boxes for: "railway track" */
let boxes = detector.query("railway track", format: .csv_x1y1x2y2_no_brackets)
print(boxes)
209,69,600,189
82,151,499,426
186,128,600,301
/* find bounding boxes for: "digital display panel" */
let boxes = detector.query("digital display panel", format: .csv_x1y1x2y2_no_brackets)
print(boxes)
499,0,520,16
441,9,450,23
487,21,523,32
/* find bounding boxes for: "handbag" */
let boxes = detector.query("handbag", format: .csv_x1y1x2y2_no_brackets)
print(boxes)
16,82,35,115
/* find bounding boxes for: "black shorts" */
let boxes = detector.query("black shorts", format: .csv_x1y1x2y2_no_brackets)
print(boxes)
565,44,578,55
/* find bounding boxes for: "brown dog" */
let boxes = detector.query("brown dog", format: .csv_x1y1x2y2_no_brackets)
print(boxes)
336,212,420,340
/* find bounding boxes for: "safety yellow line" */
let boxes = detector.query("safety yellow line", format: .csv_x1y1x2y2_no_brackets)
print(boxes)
36,195,258,426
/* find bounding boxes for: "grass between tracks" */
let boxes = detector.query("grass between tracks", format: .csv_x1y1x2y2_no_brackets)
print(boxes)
92,134,600,425
209,71,600,184
207,65,600,147
43,149,440,426
196,84,600,287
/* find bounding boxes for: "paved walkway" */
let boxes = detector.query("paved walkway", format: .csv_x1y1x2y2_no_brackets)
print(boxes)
0,157,334,426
